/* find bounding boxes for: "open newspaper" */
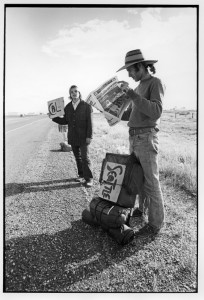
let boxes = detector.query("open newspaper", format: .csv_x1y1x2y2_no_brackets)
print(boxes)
85,76,130,126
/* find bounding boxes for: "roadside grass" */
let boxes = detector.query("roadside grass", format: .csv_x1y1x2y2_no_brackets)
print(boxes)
159,112,197,195
159,147,196,194
91,112,197,196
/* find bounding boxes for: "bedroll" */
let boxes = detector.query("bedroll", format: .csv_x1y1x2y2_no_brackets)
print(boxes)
90,197,131,228
82,208,134,245
108,225,134,245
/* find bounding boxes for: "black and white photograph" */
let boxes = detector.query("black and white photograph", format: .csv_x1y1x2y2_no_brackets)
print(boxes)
3,0,201,295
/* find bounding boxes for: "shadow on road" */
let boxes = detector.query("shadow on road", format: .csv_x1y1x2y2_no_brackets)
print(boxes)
5,219,150,292
50,149,72,153
5,179,82,197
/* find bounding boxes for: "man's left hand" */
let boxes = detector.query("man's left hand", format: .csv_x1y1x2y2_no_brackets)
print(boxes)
118,81,130,93
86,138,92,145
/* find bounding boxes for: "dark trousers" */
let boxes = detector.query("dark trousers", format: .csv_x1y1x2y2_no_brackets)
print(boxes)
71,144,93,180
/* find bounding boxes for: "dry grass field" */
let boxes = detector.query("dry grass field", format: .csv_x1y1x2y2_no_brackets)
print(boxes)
159,111,197,195
90,111,197,195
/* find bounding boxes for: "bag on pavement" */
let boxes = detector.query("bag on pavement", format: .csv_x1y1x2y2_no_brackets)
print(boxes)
108,224,134,245
82,208,99,226
82,208,109,231
82,208,134,245
89,197,131,228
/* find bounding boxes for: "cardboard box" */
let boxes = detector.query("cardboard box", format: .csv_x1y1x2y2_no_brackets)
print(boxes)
47,97,64,118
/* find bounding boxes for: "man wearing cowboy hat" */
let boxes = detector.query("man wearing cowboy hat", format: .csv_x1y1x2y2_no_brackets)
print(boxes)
117,49,165,238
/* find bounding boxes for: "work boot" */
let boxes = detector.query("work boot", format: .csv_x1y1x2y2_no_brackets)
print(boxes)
85,178,93,187
134,223,160,239
75,176,84,182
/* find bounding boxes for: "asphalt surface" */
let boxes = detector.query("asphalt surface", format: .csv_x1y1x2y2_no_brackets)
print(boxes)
5,115,93,291
5,115,51,184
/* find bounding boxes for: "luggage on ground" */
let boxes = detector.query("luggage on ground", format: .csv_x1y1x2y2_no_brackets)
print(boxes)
82,208,134,245
108,224,134,245
82,209,99,227
81,152,143,245
99,152,144,208
90,197,131,228
82,208,109,231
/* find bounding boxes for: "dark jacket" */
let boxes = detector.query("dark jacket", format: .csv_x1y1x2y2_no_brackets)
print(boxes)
52,100,93,146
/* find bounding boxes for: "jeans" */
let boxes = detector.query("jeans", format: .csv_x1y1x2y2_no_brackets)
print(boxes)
71,144,93,180
129,129,165,229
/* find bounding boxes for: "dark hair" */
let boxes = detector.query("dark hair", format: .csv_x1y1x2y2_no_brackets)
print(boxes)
132,62,156,74
146,64,156,74
69,85,82,100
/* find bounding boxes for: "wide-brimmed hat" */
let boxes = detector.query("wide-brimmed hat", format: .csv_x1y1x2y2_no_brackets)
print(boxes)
117,49,158,72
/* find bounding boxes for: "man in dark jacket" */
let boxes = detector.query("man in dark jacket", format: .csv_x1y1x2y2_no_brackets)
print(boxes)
52,85,93,187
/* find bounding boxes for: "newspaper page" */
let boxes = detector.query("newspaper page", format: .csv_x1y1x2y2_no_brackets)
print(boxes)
85,76,130,126
47,97,64,119
86,93,104,112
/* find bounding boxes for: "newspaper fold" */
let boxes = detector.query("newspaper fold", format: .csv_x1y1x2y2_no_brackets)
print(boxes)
85,76,130,126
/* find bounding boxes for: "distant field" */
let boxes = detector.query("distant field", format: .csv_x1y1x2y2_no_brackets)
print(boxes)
159,111,196,194
91,111,197,195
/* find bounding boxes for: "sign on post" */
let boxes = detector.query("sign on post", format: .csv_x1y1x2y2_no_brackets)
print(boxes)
47,97,64,118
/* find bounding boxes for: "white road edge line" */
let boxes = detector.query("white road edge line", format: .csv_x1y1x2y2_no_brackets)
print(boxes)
6,119,47,133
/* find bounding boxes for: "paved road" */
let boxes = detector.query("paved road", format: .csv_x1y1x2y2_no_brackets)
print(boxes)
5,115,94,291
5,115,51,183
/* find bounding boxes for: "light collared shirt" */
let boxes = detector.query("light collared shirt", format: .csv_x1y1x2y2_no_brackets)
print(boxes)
72,99,80,110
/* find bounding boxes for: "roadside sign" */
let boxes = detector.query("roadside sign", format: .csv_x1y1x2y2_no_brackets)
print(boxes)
47,97,64,118
98,161,126,203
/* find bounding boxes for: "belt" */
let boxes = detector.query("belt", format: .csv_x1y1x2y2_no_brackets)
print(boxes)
129,127,157,136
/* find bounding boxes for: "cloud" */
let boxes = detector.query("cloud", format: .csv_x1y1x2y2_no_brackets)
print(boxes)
42,19,131,59
128,7,162,17
39,9,196,110
42,9,196,63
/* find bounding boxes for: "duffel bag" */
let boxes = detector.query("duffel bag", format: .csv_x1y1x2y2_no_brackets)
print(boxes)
98,152,144,208
90,197,131,228
108,224,134,245
82,209,99,227
82,208,109,231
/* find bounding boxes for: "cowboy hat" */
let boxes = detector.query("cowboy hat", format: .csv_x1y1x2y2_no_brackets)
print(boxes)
117,49,158,72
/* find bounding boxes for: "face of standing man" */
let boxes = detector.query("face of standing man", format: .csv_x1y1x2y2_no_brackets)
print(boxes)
70,87,80,103
127,63,150,82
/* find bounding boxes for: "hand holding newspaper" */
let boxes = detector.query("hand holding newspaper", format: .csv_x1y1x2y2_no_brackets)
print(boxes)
85,76,130,126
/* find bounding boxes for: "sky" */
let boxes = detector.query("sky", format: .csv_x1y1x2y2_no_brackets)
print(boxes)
4,5,197,114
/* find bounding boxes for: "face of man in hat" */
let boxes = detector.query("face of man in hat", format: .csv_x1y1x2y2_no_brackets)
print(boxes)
127,64,144,82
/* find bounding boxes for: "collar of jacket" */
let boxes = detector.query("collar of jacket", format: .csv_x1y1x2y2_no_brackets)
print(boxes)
72,99,81,109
